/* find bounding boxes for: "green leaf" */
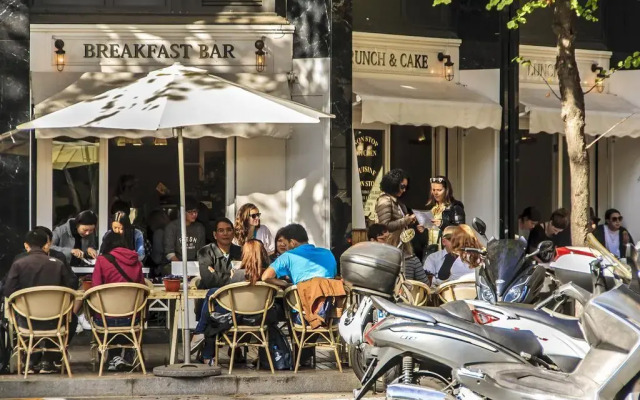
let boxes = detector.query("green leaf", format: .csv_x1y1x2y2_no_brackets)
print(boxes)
624,58,632,69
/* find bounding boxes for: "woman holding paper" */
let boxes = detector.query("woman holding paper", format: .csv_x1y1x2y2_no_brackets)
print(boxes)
375,169,430,284
425,175,465,249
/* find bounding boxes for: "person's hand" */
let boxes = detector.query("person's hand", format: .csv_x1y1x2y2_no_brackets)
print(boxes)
71,249,84,259
622,230,630,245
416,225,425,233
170,256,179,262
406,214,417,224
432,219,442,228
86,248,97,259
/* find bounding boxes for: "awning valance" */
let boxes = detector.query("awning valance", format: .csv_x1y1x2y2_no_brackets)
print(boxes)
353,77,502,130
521,88,640,137
32,72,293,139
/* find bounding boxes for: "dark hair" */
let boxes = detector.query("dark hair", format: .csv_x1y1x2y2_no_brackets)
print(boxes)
380,169,409,196
550,208,570,230
425,175,457,209
605,208,621,221
110,200,130,216
279,223,309,243
25,229,49,248
75,210,98,226
112,211,135,250
214,217,234,232
100,231,128,255
185,197,199,212
34,226,53,241
367,223,388,240
519,206,542,222
590,207,600,224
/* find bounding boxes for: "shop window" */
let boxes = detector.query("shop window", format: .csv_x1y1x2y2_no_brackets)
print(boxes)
515,131,553,221
390,125,432,212
52,138,99,227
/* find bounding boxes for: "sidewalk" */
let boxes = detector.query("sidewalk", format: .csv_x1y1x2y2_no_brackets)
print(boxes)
0,330,360,399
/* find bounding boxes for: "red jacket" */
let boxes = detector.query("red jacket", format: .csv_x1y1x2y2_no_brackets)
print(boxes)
92,247,145,287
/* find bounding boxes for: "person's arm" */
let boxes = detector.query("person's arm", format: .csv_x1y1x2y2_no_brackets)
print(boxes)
92,257,104,287
51,227,72,263
164,222,178,261
423,252,438,275
261,266,290,288
261,226,275,254
527,225,543,254
376,197,411,233
3,263,19,298
134,229,146,262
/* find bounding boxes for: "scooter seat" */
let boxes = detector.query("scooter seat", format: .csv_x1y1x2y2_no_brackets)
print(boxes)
423,307,544,358
495,302,584,340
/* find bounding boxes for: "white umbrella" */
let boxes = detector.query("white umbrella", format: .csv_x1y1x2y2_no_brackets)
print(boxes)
16,63,333,367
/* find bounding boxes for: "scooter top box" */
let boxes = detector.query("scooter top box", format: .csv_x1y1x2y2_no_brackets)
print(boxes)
341,242,403,295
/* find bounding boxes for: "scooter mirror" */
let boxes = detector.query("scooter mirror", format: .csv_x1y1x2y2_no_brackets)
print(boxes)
472,217,487,237
537,240,556,262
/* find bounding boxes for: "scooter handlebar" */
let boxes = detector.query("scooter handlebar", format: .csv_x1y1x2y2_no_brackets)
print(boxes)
534,282,592,310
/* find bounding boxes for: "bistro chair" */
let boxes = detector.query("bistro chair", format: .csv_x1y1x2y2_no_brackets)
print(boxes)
7,286,76,378
83,283,150,376
283,285,345,373
436,275,477,303
398,279,433,307
209,281,279,374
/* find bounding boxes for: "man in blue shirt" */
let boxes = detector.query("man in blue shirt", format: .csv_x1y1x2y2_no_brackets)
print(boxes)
262,223,336,286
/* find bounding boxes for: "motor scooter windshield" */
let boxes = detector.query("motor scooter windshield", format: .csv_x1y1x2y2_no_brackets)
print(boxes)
486,239,527,298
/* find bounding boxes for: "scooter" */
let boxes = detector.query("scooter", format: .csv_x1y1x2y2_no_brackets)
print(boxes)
384,237,640,400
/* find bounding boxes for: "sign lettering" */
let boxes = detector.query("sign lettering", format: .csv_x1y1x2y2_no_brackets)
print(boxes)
355,129,385,221
83,43,236,60
353,49,429,70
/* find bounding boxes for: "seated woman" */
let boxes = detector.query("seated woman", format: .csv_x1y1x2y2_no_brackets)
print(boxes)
101,211,146,262
424,224,482,287
199,239,270,365
91,232,145,371
234,203,275,255
269,228,289,263
51,210,98,267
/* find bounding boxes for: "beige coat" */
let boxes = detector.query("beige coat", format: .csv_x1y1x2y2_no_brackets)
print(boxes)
375,193,413,255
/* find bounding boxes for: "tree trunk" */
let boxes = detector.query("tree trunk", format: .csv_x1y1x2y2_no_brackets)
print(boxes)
553,0,590,246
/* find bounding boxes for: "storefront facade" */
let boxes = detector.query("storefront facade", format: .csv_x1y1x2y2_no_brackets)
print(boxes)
29,22,331,245
351,32,502,235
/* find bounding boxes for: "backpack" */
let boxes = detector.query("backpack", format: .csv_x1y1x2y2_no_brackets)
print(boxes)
259,324,292,370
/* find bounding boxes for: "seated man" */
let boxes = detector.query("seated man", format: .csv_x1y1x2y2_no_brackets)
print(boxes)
262,223,337,286
367,223,390,244
4,229,78,374
423,226,472,286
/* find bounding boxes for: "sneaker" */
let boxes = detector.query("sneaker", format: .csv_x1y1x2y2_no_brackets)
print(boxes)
78,314,92,330
190,334,204,353
107,355,132,372
37,361,58,374
75,322,84,334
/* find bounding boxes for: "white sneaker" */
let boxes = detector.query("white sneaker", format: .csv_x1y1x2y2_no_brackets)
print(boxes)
190,334,204,353
78,314,92,330
75,322,84,334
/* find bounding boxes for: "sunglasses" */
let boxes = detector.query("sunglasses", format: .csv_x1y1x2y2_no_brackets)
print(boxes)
430,177,446,183
250,213,262,219
399,184,407,190
610,216,623,222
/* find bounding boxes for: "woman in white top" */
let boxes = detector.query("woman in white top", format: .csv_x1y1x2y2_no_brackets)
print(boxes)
233,203,275,254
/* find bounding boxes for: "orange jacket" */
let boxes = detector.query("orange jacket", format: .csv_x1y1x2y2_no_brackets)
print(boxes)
297,277,346,329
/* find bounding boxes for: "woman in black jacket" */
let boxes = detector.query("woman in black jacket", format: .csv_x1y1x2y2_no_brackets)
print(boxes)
425,175,465,250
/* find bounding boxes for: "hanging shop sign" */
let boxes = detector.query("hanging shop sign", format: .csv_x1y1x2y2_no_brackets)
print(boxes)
355,129,384,220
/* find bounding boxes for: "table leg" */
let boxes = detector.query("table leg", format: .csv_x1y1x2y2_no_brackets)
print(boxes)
170,298,180,364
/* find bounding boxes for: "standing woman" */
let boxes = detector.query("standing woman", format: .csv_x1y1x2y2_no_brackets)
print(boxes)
425,176,465,250
51,210,98,266
233,203,275,254
375,169,429,284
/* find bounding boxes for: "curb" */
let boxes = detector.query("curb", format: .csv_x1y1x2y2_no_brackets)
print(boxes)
0,370,359,398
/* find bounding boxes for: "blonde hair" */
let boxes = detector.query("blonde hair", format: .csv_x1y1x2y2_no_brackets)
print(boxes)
449,224,483,268
234,203,259,246
241,239,269,285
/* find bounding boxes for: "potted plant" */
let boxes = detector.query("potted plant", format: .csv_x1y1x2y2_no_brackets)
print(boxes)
162,275,182,292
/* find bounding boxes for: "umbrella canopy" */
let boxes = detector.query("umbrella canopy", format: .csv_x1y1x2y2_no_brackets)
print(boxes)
18,63,331,134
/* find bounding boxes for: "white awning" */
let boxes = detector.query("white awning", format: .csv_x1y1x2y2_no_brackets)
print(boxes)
32,72,293,139
521,88,640,137
353,77,502,130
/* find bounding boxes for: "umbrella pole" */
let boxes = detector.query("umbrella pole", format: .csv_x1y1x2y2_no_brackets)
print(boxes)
176,127,191,364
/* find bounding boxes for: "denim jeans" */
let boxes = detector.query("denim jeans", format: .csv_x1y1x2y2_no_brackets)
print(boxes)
194,288,219,334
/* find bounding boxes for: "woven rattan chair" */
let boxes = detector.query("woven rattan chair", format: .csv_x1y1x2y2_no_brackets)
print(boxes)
399,279,434,307
7,286,77,378
436,276,477,303
82,283,150,376
209,281,279,374
283,285,344,373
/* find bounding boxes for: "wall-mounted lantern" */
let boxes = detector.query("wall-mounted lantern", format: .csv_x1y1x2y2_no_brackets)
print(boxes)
54,39,66,72
437,52,454,81
255,39,266,73
591,64,606,93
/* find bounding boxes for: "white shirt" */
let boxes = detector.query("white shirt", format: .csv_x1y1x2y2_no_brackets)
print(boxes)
423,249,473,286
233,225,275,254
604,226,621,257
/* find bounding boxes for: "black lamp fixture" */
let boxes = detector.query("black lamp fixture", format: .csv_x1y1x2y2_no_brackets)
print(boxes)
54,39,66,72
591,63,606,93
437,52,454,81
255,39,266,73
